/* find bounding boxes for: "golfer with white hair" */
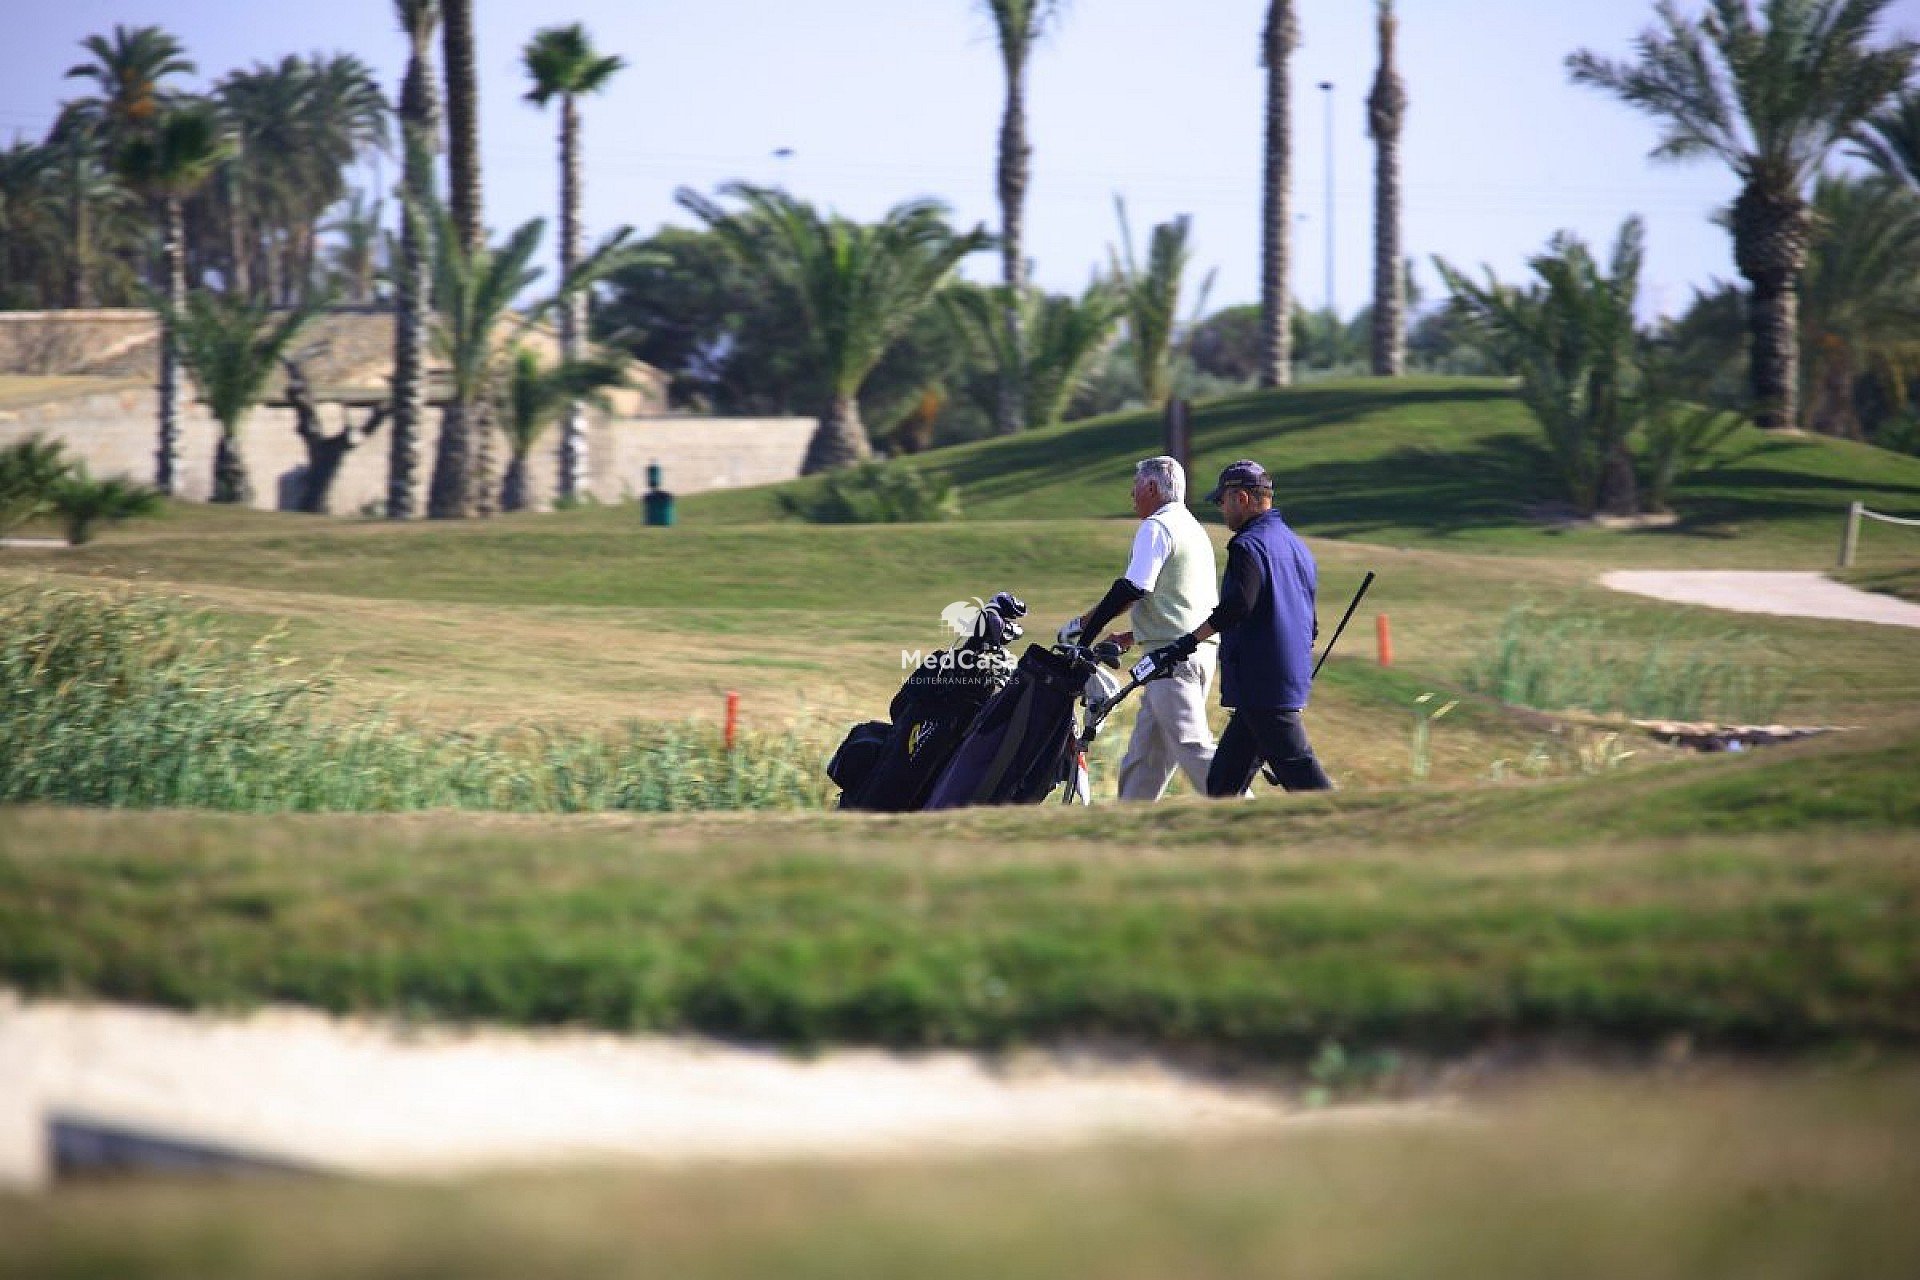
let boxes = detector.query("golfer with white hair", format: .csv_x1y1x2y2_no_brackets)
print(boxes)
1064,456,1220,800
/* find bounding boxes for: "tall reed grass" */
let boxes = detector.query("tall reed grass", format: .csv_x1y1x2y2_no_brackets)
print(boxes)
1464,606,1791,723
0,587,829,813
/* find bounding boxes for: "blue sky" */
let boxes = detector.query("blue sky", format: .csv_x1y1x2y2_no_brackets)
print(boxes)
6,0,1919,319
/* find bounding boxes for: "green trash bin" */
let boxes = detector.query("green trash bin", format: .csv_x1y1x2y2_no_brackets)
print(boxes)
642,462,675,526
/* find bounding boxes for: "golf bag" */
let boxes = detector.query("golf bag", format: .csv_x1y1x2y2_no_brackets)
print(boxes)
923,644,1095,809
831,594,1024,811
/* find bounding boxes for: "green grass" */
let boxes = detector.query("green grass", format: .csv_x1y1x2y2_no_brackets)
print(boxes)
685,379,1920,568
3,721,1916,1054
1463,605,1793,722
4,1070,1917,1280
1840,560,1920,603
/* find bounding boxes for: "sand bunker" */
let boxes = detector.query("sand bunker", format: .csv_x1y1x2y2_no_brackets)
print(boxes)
0,995,1394,1189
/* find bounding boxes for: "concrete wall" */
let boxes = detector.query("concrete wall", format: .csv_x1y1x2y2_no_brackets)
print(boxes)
0,386,814,513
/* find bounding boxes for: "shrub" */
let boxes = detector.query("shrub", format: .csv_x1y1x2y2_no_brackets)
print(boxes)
47,471,162,545
0,436,74,536
780,458,961,524
0,587,828,812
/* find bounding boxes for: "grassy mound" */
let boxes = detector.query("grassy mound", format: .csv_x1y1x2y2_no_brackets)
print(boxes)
4,721,1915,1054
685,379,1920,567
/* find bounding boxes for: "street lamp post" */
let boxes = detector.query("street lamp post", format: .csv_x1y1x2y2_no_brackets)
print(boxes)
1318,80,1335,321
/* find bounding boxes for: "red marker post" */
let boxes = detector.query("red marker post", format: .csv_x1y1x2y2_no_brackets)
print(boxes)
1376,614,1393,667
724,690,740,751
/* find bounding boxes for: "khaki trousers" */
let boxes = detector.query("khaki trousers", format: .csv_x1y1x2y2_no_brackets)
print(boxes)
1116,648,1218,802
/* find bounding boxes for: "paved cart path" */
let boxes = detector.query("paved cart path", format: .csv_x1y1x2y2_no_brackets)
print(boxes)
1601,570,1920,629
0,996,1432,1189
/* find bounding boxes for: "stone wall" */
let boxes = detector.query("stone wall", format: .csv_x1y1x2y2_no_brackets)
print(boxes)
0,385,814,513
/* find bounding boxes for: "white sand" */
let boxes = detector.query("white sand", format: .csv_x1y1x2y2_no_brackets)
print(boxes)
1600,570,1920,629
0,995,1380,1189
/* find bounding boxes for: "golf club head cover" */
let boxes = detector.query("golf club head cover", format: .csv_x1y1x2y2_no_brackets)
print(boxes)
989,591,1028,621
1090,639,1124,668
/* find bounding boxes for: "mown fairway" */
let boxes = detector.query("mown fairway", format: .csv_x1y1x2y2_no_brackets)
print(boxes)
5,387,1918,786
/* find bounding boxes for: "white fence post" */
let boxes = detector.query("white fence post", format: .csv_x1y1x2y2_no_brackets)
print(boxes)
1839,500,1863,569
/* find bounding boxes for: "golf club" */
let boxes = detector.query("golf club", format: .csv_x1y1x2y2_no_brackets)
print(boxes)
1312,571,1376,679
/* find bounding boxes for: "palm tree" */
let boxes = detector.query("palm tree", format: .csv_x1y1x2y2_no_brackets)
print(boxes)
216,54,387,304
427,211,542,518
390,0,441,519
1367,0,1408,377
1569,0,1917,430
1110,199,1213,411
499,345,628,511
1437,220,1650,516
323,191,384,304
117,103,232,495
62,24,195,145
424,188,637,518
981,0,1066,434
1259,0,1298,389
523,23,625,505
168,290,322,504
945,281,1121,428
1858,88,1920,189
0,141,60,307
1798,174,1920,437
678,183,990,473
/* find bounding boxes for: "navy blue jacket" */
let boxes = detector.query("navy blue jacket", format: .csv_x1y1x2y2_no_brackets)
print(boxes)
1211,510,1318,710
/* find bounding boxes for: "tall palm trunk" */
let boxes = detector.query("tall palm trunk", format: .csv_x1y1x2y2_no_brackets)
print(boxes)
1259,0,1297,388
428,401,470,516
1733,181,1812,431
156,196,186,494
431,0,487,517
804,392,872,475
501,449,533,512
1367,0,1406,377
390,10,438,520
556,92,588,502
212,430,252,505
226,167,252,300
68,188,92,309
441,0,482,254
995,48,1030,435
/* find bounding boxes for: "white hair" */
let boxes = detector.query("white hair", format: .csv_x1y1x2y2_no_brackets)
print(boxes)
1134,455,1185,505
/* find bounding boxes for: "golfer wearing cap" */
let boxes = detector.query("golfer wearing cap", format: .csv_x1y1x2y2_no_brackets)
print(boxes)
1143,459,1334,796
1065,456,1220,801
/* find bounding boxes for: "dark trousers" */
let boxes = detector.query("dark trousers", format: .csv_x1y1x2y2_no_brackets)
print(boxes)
1205,708,1333,797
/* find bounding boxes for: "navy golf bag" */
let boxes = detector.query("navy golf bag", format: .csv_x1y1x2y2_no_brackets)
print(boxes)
831,594,1024,811
922,644,1092,809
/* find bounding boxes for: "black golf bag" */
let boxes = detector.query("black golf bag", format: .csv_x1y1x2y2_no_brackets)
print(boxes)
922,644,1094,809
830,594,1023,811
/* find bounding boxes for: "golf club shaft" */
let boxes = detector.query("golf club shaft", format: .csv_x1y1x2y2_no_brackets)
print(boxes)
1311,571,1376,680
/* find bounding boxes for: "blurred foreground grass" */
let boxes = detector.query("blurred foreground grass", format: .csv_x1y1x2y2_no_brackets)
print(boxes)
3,1068,1916,1280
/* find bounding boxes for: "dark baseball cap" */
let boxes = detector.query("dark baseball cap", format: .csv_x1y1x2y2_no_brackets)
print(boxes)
1204,460,1273,503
